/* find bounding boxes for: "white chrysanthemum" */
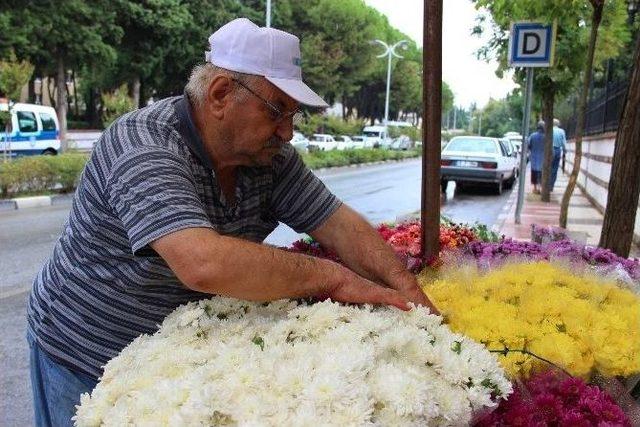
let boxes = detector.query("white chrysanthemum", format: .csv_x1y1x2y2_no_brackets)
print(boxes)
74,297,511,426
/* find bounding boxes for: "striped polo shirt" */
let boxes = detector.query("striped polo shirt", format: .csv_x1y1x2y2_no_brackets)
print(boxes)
27,95,342,379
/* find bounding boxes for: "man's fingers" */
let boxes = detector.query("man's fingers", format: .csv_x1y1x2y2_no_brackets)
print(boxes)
332,280,411,311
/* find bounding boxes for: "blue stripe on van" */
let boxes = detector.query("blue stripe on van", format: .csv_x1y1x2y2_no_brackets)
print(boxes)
0,133,60,142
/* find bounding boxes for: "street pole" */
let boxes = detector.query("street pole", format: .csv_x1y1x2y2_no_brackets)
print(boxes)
421,0,442,260
373,39,408,141
384,50,392,131
266,0,271,27
453,107,457,130
515,67,534,224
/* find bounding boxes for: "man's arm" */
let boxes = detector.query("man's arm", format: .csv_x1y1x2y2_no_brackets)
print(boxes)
309,204,439,313
150,227,411,310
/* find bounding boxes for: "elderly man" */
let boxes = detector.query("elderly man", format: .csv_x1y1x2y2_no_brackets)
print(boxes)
27,18,435,426
550,118,567,192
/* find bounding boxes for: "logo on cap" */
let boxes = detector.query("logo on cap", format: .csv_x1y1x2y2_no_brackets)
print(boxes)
293,57,302,67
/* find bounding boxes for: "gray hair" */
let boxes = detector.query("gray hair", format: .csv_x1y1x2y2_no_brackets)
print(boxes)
185,63,259,107
537,121,546,132
553,118,560,127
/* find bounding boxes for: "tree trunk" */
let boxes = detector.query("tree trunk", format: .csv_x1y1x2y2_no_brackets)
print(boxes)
560,1,604,227
72,69,80,118
28,77,35,103
540,89,554,202
599,35,640,257
132,76,141,109
56,57,68,149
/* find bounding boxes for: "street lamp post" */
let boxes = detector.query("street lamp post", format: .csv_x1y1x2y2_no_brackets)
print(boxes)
372,39,408,139
266,0,272,27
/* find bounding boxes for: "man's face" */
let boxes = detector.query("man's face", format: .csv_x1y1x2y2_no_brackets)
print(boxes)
223,78,299,166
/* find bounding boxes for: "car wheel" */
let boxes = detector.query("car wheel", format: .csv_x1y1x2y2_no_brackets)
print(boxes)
42,149,57,156
440,180,448,194
495,179,503,195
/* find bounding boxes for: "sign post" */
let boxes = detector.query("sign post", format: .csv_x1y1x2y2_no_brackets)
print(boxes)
509,22,556,224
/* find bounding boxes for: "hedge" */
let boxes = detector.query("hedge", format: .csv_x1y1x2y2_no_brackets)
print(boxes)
0,153,88,198
301,147,421,170
0,148,420,199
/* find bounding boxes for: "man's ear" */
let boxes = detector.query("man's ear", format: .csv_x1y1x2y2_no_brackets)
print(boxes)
205,75,234,119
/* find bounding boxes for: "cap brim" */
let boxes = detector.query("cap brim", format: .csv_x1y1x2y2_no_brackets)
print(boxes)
265,77,329,108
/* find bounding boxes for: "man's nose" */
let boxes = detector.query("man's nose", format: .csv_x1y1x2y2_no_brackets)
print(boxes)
275,118,294,143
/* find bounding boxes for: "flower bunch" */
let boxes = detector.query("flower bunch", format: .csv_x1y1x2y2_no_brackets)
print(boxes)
466,238,640,289
530,224,570,244
75,298,512,426
476,370,631,426
285,238,340,262
420,261,640,378
377,221,477,256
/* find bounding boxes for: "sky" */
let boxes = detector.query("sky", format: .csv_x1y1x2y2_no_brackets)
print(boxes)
364,0,517,108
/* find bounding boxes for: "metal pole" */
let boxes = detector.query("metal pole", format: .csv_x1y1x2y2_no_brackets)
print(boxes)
384,51,392,133
421,0,442,260
515,67,534,224
266,0,271,27
453,107,457,130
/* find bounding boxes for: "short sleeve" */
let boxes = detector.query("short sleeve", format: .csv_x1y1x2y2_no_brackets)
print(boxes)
106,148,213,255
270,145,342,233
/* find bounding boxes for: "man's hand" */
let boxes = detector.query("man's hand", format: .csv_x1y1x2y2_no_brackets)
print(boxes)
320,266,411,311
386,269,440,315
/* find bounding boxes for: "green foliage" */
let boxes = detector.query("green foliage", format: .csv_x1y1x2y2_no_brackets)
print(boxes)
301,147,420,169
476,91,524,137
101,85,135,127
0,51,34,101
296,115,365,137
0,153,88,197
1,0,453,127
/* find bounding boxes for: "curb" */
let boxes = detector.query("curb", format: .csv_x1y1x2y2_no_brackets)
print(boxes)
0,194,73,211
492,185,519,235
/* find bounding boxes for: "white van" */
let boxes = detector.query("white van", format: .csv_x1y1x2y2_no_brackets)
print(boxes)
0,103,61,156
362,125,386,148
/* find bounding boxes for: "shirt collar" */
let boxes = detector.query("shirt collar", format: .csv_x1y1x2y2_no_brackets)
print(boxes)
175,92,214,170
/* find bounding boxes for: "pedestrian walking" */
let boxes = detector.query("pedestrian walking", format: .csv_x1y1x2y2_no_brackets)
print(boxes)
528,121,546,194
26,18,435,427
550,118,566,192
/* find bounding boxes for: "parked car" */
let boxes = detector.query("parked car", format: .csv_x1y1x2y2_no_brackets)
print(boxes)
0,102,60,157
440,136,517,195
335,135,354,150
362,125,394,148
390,135,414,150
499,137,520,179
350,135,368,149
504,131,527,162
290,131,310,152
308,134,338,151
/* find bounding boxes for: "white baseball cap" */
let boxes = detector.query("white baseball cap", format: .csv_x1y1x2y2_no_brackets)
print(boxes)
205,18,329,108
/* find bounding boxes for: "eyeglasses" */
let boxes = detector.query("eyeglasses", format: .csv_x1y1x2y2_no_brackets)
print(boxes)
232,78,304,125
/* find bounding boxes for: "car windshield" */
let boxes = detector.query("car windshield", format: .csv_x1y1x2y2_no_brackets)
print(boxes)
363,131,380,137
445,138,497,154
311,135,324,141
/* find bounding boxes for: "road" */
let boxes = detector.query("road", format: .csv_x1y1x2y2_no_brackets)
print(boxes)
0,158,513,426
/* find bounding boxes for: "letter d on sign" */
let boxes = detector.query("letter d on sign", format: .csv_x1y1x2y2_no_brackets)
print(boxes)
523,33,541,55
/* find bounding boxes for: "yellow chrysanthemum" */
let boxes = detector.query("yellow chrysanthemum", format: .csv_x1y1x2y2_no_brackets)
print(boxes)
419,261,640,379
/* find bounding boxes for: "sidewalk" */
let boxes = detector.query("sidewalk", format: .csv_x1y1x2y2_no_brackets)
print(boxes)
496,170,607,246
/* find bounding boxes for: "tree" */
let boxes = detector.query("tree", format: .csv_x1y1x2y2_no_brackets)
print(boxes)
15,0,122,146
559,0,605,226
598,34,640,257
0,52,34,161
474,0,629,202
